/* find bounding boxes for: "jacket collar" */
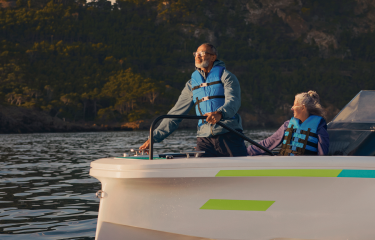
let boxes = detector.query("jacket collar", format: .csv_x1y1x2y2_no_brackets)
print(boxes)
195,60,224,79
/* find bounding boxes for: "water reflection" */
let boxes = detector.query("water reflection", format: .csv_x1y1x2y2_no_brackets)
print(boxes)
0,129,274,239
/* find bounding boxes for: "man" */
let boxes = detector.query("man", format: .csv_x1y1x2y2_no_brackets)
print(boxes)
139,43,247,157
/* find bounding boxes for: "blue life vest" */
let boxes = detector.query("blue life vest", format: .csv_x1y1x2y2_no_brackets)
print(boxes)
279,115,322,156
192,66,225,126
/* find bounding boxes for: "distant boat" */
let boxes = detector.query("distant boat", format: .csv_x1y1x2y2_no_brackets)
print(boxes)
90,90,375,240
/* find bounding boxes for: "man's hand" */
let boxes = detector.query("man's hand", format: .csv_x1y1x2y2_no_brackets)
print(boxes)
139,139,150,153
204,111,222,125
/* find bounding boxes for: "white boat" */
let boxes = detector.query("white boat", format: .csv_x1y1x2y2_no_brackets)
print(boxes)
90,91,375,240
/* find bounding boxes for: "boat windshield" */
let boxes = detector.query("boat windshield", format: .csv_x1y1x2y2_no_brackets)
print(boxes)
332,90,375,123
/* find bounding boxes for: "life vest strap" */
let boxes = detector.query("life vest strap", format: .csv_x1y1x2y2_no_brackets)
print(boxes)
194,96,225,106
195,97,205,125
282,136,318,148
297,128,311,155
279,116,322,156
278,148,298,156
192,81,222,91
279,145,318,156
299,129,318,138
195,95,225,125
283,125,294,142
297,138,318,148
279,146,319,157
280,126,318,156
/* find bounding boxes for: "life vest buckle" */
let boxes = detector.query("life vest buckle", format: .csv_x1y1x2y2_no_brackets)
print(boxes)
199,83,208,88
201,96,209,102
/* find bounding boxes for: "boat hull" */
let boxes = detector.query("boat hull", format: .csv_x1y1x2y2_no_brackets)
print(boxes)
90,156,375,240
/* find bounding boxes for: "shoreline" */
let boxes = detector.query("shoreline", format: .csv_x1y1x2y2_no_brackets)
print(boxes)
0,105,292,134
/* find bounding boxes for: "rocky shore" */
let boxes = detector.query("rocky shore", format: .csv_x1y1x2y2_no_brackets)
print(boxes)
0,106,132,134
0,105,338,134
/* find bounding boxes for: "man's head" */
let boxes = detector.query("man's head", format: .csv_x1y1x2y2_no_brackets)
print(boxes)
194,43,217,71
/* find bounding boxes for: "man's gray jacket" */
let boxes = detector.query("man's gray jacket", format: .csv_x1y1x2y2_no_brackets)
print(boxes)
153,60,243,143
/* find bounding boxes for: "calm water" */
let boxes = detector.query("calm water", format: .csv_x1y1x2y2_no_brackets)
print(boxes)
0,129,274,239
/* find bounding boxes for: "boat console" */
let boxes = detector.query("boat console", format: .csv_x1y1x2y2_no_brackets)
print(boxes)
147,114,274,159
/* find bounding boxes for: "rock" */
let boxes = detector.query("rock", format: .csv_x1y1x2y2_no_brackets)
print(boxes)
305,29,338,51
277,10,309,37
121,118,198,130
0,0,16,8
121,120,150,130
244,0,298,24
179,24,217,45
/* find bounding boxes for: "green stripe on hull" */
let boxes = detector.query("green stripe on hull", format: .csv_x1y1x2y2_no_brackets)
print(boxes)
216,169,342,177
200,199,275,211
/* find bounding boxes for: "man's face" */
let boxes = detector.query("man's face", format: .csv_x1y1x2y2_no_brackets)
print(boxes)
195,45,217,69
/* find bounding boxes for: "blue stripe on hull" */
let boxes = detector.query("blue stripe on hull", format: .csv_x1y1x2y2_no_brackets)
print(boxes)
338,170,375,178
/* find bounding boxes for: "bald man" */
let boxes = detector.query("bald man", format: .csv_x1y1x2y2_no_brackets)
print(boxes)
140,43,247,157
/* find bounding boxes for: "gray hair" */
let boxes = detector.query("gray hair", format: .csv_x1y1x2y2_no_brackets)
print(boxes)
295,90,325,118
201,43,218,57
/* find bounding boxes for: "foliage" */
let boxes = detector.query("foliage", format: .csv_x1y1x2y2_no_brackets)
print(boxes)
0,0,375,124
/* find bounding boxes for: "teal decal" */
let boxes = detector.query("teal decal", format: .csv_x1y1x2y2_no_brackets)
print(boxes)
338,170,375,178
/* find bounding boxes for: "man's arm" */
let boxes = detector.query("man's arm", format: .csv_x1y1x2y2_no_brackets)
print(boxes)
152,80,194,143
215,70,241,119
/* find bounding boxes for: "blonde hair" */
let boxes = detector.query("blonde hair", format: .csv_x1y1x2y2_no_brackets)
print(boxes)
295,90,325,118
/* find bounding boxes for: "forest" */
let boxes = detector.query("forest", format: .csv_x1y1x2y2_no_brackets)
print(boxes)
1,0,375,129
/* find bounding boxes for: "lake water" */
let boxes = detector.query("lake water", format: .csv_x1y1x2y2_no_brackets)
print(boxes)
0,129,274,239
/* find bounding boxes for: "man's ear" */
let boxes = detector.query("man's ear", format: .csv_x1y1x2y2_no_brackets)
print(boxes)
212,54,217,62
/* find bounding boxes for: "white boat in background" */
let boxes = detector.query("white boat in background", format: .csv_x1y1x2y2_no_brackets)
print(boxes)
90,91,375,240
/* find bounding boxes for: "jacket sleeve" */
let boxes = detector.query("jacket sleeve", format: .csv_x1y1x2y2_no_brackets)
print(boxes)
317,119,329,155
247,121,289,156
215,70,241,119
152,80,194,143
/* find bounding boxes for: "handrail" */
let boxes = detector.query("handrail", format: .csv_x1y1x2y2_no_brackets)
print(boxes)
148,115,275,159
